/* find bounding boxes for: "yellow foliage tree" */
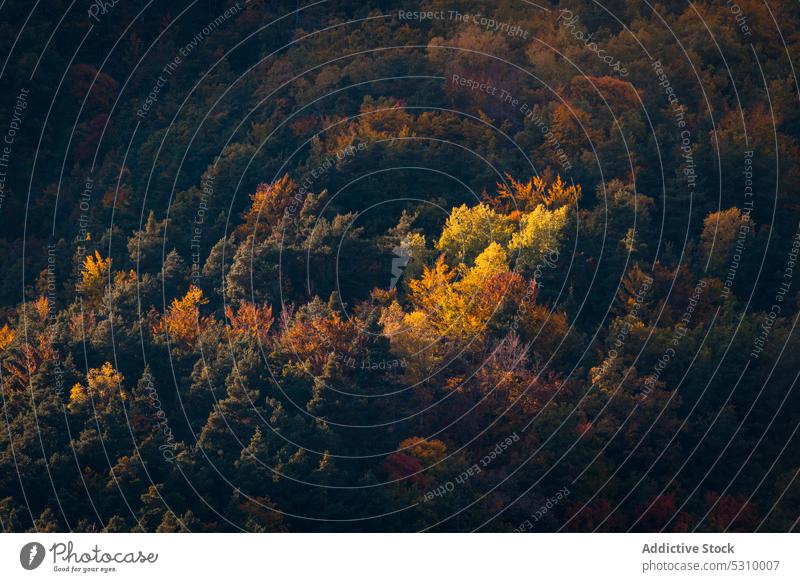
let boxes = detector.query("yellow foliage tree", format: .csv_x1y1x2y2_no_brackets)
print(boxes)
508,205,569,270
455,242,509,295
69,361,126,411
436,203,516,265
68,383,88,410
0,324,15,352
407,255,460,334
79,250,112,302
406,244,522,342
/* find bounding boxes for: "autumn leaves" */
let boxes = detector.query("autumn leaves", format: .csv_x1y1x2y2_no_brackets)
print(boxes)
377,174,577,383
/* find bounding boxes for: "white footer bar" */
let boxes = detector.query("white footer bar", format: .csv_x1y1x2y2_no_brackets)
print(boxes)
1,533,797,581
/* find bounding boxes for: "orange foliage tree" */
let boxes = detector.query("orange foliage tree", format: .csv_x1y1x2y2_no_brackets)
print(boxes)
152,285,209,348
238,174,297,238
495,173,582,212
225,301,274,345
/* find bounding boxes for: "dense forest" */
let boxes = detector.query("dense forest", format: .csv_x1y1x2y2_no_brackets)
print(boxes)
0,0,799,532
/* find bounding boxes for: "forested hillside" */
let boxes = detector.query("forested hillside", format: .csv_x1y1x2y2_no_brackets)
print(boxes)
0,0,799,531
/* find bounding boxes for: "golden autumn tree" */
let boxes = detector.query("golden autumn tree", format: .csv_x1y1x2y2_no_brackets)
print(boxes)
69,361,126,412
403,244,524,343
454,241,509,294
407,255,460,336
508,204,570,271
79,250,112,304
0,324,15,352
152,285,209,348
458,245,527,339
436,203,516,265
